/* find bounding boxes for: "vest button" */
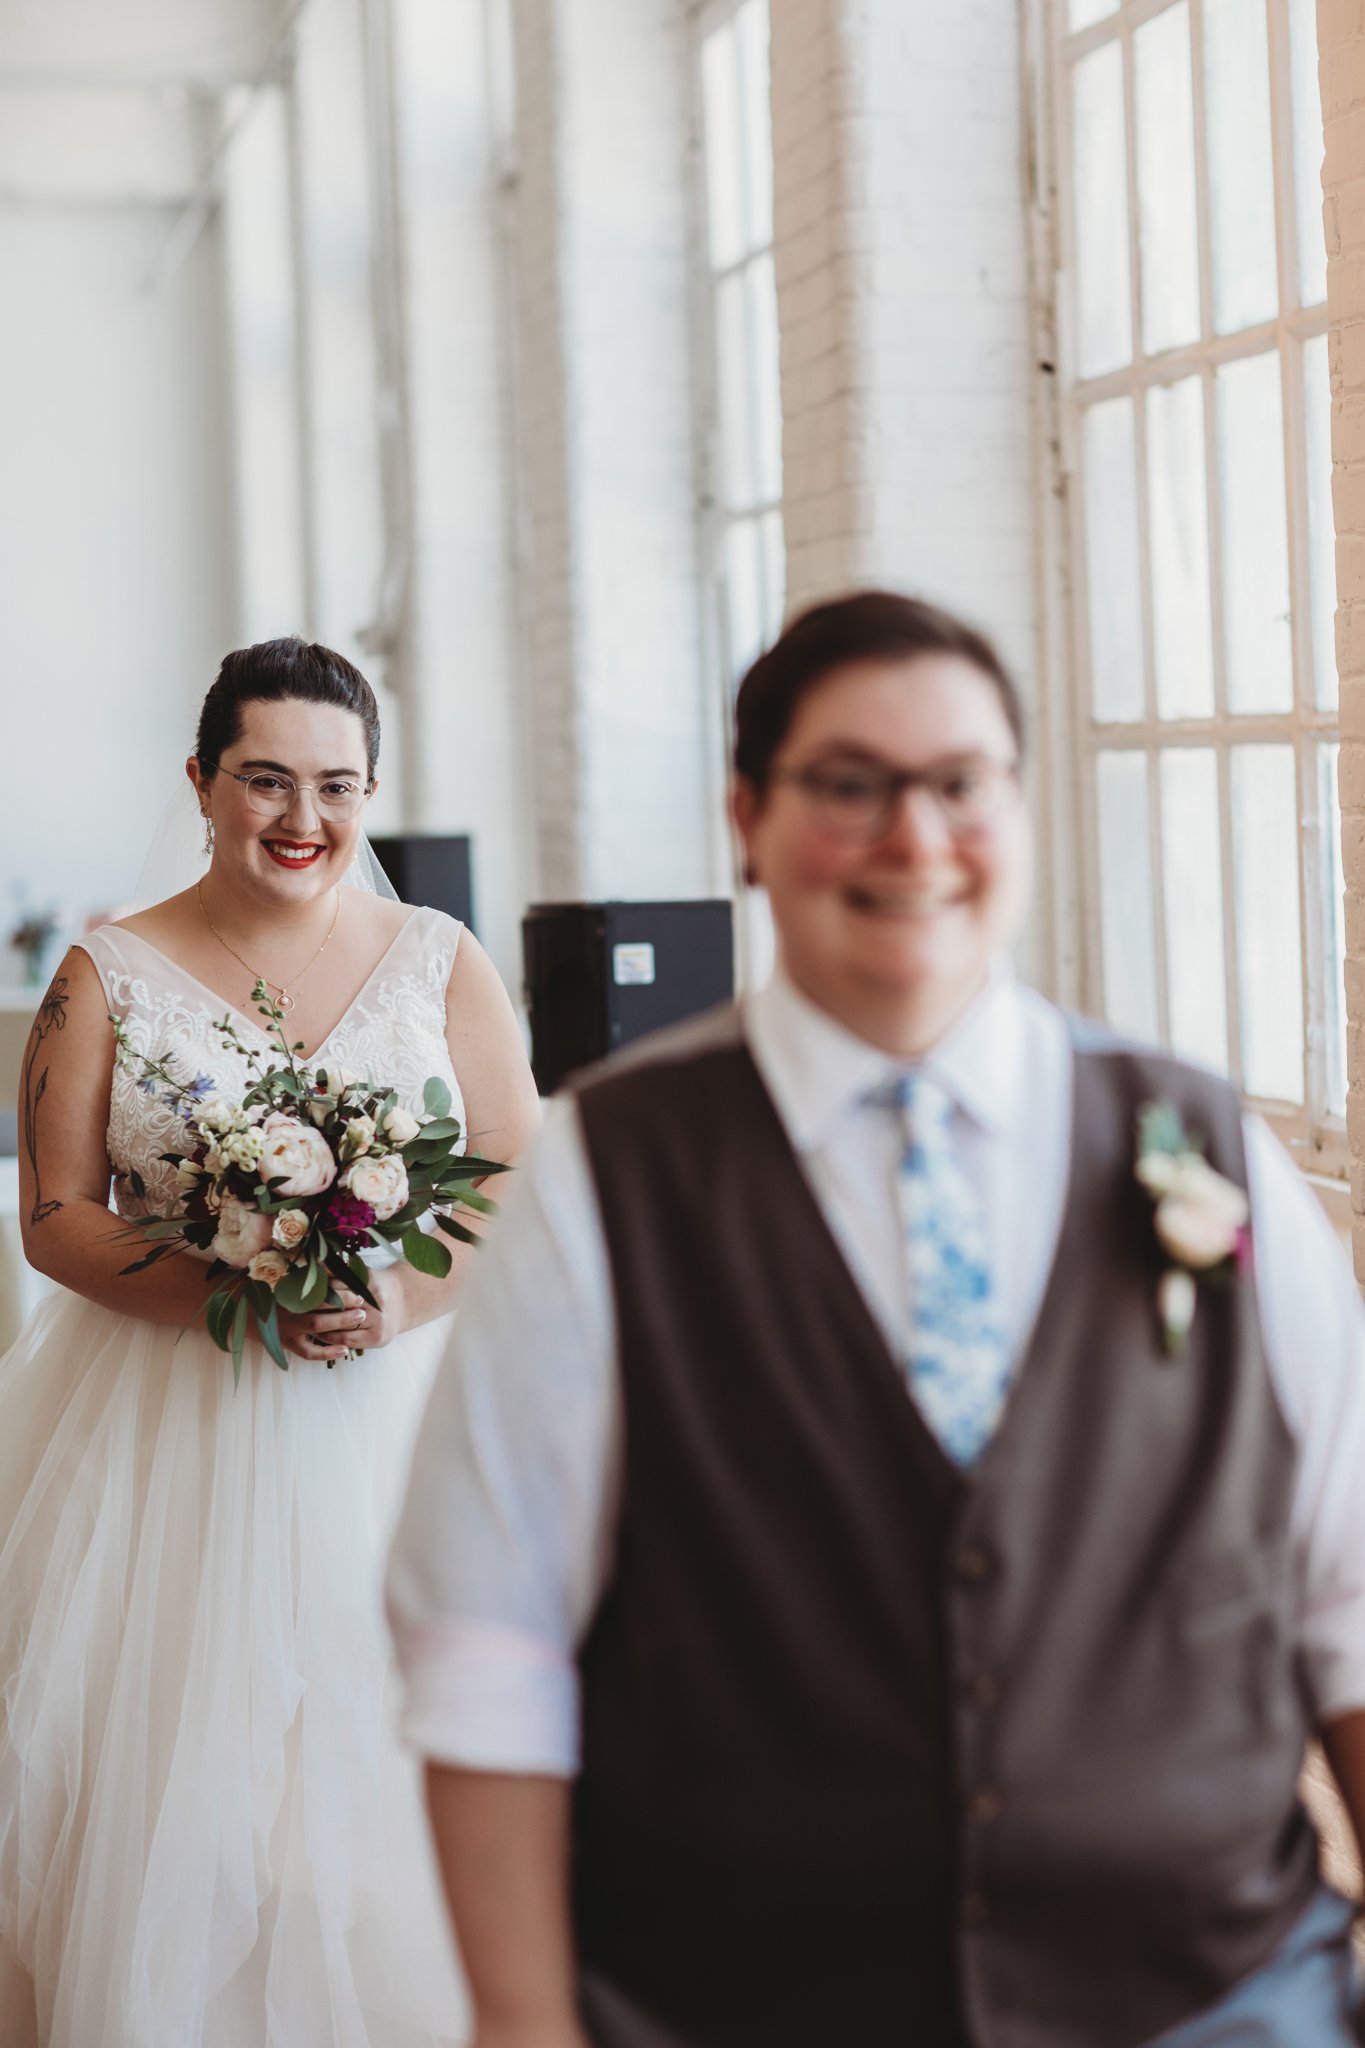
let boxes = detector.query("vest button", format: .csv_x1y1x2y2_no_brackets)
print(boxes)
962,1891,990,1927
957,1545,993,1584
967,1788,1002,1825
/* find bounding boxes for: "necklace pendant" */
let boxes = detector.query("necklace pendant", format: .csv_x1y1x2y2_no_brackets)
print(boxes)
277,991,296,1014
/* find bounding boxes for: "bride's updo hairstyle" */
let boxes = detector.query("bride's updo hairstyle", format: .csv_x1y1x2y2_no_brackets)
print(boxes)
195,637,381,783
733,589,1024,791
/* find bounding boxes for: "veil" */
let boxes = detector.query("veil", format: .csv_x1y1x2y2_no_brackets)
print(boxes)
127,780,399,912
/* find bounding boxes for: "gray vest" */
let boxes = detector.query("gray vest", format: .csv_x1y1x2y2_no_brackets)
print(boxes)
571,1009,1318,2048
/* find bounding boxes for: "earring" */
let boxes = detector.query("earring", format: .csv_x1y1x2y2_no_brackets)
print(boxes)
202,815,215,857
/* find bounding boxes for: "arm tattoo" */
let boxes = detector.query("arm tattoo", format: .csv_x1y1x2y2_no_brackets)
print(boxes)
23,975,69,1225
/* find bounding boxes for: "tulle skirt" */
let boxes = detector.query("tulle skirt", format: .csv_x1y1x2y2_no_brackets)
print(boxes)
0,1287,467,2048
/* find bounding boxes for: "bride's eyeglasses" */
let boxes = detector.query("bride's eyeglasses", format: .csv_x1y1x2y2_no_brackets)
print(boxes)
222,769,373,821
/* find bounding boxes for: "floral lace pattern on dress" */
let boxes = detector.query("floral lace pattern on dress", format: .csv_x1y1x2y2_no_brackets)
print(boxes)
78,910,464,1223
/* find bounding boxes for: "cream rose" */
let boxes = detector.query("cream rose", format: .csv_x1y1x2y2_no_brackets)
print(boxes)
342,1153,409,1222
272,1207,311,1251
210,1194,274,1269
1154,1192,1244,1269
248,1248,292,1288
258,1115,337,1199
382,1107,421,1146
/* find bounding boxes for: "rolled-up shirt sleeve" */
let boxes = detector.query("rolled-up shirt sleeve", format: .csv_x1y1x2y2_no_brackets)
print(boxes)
386,1098,620,1775
1245,1117,1365,1722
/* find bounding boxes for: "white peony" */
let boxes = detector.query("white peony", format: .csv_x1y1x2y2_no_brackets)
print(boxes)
272,1206,311,1250
382,1107,421,1146
248,1248,292,1288
210,1194,274,1269
258,1115,337,1198
343,1153,409,1221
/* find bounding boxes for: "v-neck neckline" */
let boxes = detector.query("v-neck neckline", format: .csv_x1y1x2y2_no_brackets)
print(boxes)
107,908,422,1063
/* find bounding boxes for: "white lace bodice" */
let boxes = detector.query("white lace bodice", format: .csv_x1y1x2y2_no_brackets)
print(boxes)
78,907,465,1222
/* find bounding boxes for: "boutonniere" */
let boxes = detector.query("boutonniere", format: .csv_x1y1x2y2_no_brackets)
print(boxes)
1135,1103,1250,1355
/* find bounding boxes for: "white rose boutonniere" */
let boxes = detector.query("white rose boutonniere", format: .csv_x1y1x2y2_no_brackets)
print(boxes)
1136,1102,1249,1355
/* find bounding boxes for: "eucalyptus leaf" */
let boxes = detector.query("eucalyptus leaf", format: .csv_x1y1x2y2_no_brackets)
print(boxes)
259,1302,289,1372
231,1293,249,1390
422,1076,452,1119
401,1226,452,1278
434,1213,478,1246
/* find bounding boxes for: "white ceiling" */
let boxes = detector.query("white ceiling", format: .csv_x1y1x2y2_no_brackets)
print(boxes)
0,0,300,88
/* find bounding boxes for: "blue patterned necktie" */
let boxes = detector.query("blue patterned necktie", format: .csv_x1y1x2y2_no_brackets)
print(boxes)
894,1071,1010,1465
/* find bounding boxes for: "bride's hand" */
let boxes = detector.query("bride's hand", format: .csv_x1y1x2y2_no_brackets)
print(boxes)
276,1269,405,1362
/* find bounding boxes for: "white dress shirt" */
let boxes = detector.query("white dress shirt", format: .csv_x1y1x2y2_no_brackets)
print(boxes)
387,970,1365,1774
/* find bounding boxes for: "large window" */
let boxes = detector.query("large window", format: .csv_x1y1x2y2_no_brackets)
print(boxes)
1055,0,1341,1168
692,0,785,687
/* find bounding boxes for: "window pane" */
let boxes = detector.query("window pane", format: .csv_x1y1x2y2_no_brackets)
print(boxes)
1304,333,1338,710
1321,744,1347,1115
735,0,773,253
1217,352,1292,714
1203,0,1278,333
760,507,786,645
1134,4,1200,355
1072,42,1133,378
724,517,764,679
701,20,744,272
1082,397,1145,722
1070,0,1119,29
1096,750,1160,1040
1231,745,1304,1101
716,269,755,509
1147,376,1215,719
748,252,783,505
1160,748,1229,1073
1288,0,1328,307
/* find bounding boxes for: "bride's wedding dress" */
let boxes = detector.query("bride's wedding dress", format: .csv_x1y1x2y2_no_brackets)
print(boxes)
0,908,468,2048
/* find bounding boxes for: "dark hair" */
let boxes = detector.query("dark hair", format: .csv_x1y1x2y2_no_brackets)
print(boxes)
195,637,381,781
733,590,1024,787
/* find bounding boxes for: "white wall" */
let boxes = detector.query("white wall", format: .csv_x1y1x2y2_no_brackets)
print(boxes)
0,197,237,929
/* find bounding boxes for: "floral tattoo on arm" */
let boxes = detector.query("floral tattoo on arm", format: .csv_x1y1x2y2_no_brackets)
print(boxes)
23,975,69,1225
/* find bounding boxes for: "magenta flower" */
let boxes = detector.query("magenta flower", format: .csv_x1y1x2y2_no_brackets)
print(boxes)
319,1188,377,1243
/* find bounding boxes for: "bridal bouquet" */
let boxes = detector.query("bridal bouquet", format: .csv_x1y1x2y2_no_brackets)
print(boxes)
112,981,506,1383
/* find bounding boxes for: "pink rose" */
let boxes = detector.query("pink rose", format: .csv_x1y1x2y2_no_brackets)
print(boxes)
271,1207,311,1251
342,1154,409,1222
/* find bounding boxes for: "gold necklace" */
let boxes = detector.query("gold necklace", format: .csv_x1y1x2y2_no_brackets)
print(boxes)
196,881,341,1015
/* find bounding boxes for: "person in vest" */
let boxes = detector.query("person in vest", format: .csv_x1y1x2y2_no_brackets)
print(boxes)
387,591,1365,2048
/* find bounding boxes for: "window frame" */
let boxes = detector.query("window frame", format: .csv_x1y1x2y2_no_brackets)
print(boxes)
1048,0,1341,1176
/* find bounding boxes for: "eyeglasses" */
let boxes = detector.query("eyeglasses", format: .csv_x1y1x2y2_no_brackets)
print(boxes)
222,769,372,821
769,757,1020,844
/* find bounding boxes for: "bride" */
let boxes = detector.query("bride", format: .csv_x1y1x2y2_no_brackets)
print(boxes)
0,638,541,2047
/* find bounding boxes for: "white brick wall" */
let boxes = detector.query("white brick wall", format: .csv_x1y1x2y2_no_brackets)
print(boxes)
770,0,1038,688
510,0,714,906
1321,0,1365,1268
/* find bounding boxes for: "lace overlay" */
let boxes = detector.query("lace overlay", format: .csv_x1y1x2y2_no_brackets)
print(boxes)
78,908,465,1223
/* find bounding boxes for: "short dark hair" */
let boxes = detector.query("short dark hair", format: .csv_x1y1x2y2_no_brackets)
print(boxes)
195,637,381,781
733,590,1024,787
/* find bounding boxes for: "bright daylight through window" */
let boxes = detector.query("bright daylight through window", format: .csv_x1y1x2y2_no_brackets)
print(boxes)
1056,0,1341,1168
695,0,785,688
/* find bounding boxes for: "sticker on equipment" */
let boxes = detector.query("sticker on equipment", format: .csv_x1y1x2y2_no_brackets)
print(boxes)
612,943,656,986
